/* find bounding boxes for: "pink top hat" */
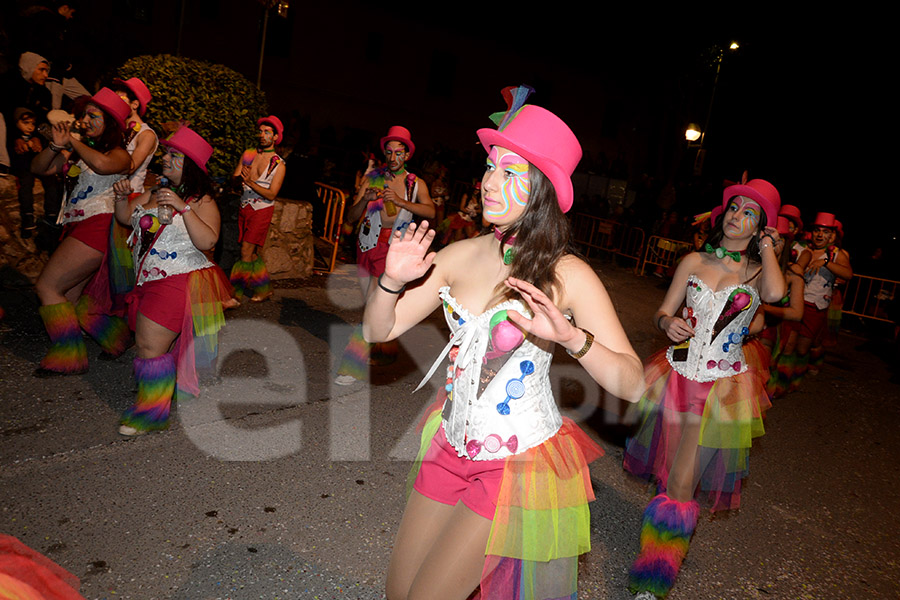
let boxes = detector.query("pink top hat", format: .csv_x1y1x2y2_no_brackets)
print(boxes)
159,126,214,174
257,115,283,144
113,77,151,116
812,212,837,229
477,105,582,213
380,125,415,158
779,204,803,229
721,179,781,228
88,87,130,131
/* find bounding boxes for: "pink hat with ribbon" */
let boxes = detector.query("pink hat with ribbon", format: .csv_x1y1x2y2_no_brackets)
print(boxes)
88,87,131,131
113,77,152,116
812,212,837,228
779,204,803,229
477,86,582,213
159,126,214,174
721,179,781,228
257,115,283,144
380,125,415,158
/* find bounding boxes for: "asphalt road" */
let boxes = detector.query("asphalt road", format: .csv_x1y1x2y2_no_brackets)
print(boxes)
1,261,898,600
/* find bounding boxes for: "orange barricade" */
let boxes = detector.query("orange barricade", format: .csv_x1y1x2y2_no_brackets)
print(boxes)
313,182,346,274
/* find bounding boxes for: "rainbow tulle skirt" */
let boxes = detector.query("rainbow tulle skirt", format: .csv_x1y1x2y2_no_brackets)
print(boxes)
408,399,603,599
624,347,771,512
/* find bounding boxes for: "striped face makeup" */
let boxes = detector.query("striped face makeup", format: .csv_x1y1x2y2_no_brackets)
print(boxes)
724,196,761,239
482,147,530,221
82,104,106,137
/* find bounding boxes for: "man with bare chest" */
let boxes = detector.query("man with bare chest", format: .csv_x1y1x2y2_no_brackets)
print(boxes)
335,125,435,385
229,115,286,302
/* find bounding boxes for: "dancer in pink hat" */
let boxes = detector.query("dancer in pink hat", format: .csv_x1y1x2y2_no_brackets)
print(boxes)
334,124,435,385
364,87,644,600
794,212,853,385
229,115,286,303
30,87,132,376
623,178,786,599
111,125,230,435
111,77,158,195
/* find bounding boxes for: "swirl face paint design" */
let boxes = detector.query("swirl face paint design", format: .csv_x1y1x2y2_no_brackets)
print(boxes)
483,147,530,219
725,196,761,238
83,105,106,137
163,152,185,180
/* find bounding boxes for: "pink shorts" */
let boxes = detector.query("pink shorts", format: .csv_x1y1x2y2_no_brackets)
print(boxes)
357,228,392,279
665,370,713,416
63,213,112,253
413,425,504,520
238,204,274,247
127,273,191,333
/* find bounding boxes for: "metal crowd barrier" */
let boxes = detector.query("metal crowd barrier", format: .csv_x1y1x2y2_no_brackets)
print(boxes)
571,213,646,271
842,273,899,324
639,235,691,276
313,182,346,274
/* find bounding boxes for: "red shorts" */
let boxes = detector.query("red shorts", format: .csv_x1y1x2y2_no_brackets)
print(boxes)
357,228,392,278
665,370,713,416
799,302,827,341
127,273,190,333
238,204,274,247
63,213,112,253
413,425,504,520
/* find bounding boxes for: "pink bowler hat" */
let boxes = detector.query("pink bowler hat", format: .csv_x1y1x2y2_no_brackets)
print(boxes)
159,126,214,173
721,179,781,228
113,77,151,116
477,105,582,213
779,204,803,229
812,212,837,228
88,87,130,131
380,125,415,158
257,115,283,144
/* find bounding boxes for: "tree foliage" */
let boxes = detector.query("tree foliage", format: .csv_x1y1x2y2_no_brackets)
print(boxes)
117,54,268,180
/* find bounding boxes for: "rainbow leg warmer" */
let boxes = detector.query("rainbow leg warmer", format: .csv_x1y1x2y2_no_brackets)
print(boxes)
121,354,175,431
75,294,133,357
790,352,809,391
229,260,252,299
248,257,272,299
629,493,700,598
336,326,369,381
38,302,88,374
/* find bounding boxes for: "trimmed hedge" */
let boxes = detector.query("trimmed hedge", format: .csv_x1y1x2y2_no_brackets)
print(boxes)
117,54,268,180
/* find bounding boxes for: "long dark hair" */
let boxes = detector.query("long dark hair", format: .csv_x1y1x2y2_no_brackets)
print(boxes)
496,164,575,301
179,156,215,202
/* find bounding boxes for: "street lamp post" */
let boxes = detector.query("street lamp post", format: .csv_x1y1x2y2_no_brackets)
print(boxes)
692,41,739,175
255,0,290,89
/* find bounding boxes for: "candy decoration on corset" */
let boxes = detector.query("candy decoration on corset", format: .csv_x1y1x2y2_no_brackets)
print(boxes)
466,433,519,459
484,310,525,361
496,359,535,415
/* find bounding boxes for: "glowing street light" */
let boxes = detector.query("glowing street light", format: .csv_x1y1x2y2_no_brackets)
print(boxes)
685,123,702,143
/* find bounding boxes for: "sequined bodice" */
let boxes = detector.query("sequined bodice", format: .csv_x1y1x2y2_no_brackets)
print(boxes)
130,204,213,284
418,287,562,461
667,275,760,382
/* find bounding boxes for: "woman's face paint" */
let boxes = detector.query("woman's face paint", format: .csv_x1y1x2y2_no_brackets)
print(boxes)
162,151,185,181
724,196,761,239
82,104,106,138
482,146,530,222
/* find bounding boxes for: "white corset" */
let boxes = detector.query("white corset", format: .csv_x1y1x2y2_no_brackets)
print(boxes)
130,205,213,285
416,287,562,461
126,126,158,193
667,275,760,382
59,160,119,224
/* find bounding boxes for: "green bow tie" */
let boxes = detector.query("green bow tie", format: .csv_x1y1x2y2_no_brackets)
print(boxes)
705,243,742,262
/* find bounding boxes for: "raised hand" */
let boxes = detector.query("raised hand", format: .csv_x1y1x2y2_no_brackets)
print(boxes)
383,221,436,286
503,277,577,346
51,121,71,147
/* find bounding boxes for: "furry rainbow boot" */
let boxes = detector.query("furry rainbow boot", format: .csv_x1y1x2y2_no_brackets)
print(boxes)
36,302,89,376
119,353,176,435
75,295,132,358
629,493,700,598
247,257,272,302
229,260,253,300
